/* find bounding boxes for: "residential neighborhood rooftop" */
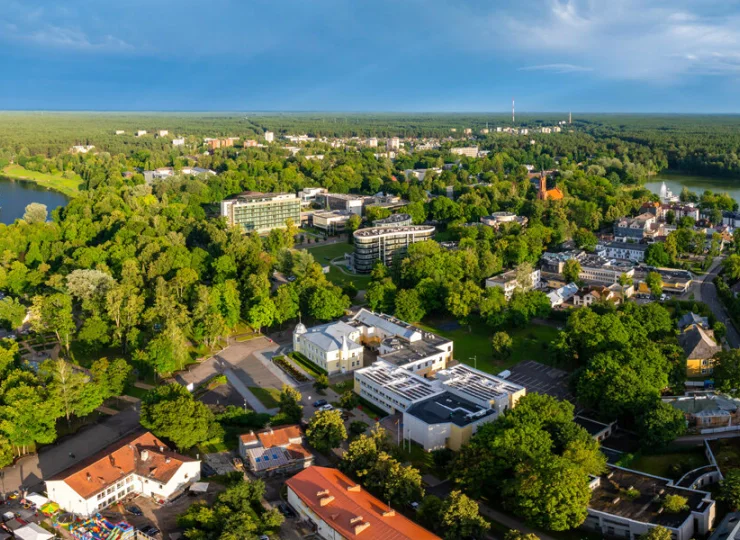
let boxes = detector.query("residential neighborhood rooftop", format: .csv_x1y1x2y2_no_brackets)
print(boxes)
589,466,711,529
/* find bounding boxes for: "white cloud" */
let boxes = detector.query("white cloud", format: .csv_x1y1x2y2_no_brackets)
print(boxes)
519,63,593,73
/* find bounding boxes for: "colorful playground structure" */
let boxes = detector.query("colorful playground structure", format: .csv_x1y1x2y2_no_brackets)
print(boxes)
69,515,134,540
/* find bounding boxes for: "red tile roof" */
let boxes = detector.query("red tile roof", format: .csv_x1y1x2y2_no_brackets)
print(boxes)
286,466,440,540
49,431,195,500
240,425,303,448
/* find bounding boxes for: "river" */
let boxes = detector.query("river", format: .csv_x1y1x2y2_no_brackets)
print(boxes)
644,172,740,204
0,176,69,224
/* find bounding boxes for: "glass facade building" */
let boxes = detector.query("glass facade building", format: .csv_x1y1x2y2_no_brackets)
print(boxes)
221,192,301,234
352,225,435,273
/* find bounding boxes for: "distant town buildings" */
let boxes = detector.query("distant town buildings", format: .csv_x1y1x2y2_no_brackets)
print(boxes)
114,130,125,135
264,131,274,143
172,138,185,146
46,431,200,517
70,145,95,154
206,138,236,150
243,139,259,148
351,225,435,273
480,212,528,229
157,130,169,137
615,214,659,241
143,166,216,183
366,137,378,147
387,137,401,151
220,191,300,234
450,146,479,158
135,130,147,137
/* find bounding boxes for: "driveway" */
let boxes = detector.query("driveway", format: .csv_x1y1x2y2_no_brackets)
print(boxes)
0,407,142,494
695,257,740,348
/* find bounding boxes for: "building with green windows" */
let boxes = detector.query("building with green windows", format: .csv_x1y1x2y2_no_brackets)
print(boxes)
351,225,435,273
221,192,301,234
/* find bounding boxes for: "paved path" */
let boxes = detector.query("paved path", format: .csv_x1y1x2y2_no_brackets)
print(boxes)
0,408,141,494
223,369,278,415
696,257,740,348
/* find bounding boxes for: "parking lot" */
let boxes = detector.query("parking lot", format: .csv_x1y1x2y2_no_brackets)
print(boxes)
506,360,574,402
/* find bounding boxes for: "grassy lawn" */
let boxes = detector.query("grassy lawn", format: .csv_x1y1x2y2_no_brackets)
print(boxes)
395,442,434,474
326,266,372,289
2,164,83,197
627,445,708,480
418,318,561,374
331,379,355,394
289,351,327,377
306,242,354,261
248,386,281,409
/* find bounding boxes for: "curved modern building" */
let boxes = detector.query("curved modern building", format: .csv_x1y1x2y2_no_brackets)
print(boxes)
351,225,435,273
373,213,412,227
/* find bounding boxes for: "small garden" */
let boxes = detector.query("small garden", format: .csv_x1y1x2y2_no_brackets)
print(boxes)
289,351,327,377
273,355,309,382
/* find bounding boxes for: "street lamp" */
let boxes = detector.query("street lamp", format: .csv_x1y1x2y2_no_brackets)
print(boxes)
243,399,247,413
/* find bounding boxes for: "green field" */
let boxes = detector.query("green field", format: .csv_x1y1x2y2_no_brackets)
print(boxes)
306,242,354,261
305,242,372,289
248,386,281,409
2,164,83,197
418,319,561,374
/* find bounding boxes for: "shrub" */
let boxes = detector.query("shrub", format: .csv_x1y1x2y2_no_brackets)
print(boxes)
273,355,309,383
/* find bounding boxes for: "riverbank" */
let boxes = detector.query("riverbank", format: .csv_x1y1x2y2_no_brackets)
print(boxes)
1,165,83,198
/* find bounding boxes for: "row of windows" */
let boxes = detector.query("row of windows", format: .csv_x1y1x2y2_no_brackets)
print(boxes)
358,379,408,411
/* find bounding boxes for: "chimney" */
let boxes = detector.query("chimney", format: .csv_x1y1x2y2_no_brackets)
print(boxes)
382,509,396,517
354,522,370,535
346,484,361,492
86,473,92,482
350,516,364,525
159,446,164,453
140,450,149,461
319,495,335,507
165,457,171,464
317,489,330,498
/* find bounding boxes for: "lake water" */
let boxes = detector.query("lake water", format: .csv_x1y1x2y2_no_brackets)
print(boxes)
0,176,69,224
644,172,740,204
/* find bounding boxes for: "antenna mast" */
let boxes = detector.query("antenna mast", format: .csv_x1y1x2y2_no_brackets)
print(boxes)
512,97,515,124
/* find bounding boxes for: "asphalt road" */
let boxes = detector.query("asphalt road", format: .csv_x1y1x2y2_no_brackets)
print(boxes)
696,257,740,348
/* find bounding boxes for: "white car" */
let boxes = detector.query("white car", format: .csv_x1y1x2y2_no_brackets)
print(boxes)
319,404,334,412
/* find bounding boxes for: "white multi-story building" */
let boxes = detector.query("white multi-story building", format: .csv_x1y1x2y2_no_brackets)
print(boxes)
157,130,169,137
485,268,541,299
366,137,378,147
387,137,400,150
354,360,442,415
578,256,635,285
403,364,525,451
172,138,185,146
221,191,300,234
45,432,200,517
596,241,648,262
450,146,479,158
350,309,453,375
135,130,147,137
71,145,95,154
298,187,328,207
293,321,364,375
115,130,125,135
264,131,274,143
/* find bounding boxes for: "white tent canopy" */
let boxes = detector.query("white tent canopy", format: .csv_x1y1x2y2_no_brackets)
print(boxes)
189,482,209,493
14,523,54,540
25,493,48,507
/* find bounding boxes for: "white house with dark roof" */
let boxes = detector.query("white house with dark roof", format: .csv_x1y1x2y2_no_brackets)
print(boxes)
293,320,364,375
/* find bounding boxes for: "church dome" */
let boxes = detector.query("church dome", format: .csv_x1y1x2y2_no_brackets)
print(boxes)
294,322,307,335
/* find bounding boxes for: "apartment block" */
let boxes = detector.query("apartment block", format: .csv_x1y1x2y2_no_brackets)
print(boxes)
221,192,300,234
351,225,435,273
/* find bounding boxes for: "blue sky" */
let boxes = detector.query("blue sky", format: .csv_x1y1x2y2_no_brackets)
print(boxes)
3,0,740,112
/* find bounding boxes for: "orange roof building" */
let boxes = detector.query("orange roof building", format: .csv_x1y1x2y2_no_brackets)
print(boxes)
536,173,564,201
286,466,440,539
45,431,201,517
239,425,314,477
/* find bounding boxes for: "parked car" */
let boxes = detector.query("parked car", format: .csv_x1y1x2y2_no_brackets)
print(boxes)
319,404,334,412
312,399,328,408
139,525,160,537
125,505,143,516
